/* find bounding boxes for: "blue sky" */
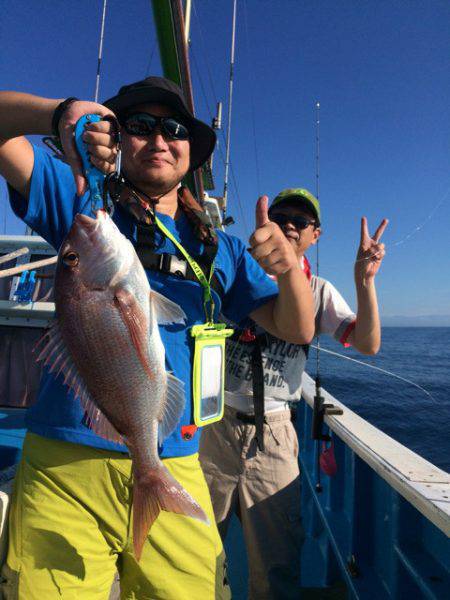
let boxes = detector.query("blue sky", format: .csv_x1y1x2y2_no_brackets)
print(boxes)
1,0,449,319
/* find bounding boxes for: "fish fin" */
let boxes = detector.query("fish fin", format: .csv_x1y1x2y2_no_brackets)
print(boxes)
35,323,122,444
34,322,66,366
35,323,79,386
81,393,123,444
133,464,209,561
150,291,186,325
158,372,185,442
114,287,155,381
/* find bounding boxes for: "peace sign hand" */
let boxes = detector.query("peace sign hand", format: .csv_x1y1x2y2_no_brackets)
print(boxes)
355,217,389,282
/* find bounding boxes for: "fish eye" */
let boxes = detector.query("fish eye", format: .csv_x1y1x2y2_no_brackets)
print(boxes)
63,251,79,267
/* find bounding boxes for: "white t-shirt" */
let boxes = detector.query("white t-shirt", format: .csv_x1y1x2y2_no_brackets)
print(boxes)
224,275,356,414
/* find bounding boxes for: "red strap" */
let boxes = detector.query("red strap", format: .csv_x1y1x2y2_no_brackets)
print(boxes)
181,425,198,441
339,321,356,347
239,328,256,342
302,255,312,281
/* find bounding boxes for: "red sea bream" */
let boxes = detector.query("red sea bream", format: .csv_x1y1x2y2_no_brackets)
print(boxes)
37,210,207,559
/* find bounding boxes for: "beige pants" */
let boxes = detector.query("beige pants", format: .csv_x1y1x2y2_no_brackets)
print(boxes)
199,406,304,600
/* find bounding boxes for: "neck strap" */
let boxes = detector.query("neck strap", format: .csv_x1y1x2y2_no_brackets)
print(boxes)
154,215,215,323
106,174,218,247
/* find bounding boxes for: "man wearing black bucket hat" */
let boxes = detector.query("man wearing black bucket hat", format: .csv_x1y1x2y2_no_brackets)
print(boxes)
0,78,314,598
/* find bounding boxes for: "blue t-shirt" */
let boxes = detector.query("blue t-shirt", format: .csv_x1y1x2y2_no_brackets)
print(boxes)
9,146,278,458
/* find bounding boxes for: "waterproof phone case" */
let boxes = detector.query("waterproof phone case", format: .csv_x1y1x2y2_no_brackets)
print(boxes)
191,323,234,427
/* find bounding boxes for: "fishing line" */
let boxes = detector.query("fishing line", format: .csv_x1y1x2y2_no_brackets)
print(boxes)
354,182,450,264
391,183,450,248
192,1,222,117
191,2,231,153
144,40,158,76
190,29,251,236
243,0,262,196
309,344,436,403
190,48,250,234
191,47,216,122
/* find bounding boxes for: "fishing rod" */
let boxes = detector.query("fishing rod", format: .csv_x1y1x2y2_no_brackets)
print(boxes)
222,0,237,225
312,101,343,493
94,0,108,103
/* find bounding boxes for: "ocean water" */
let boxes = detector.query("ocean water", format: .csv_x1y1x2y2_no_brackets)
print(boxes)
306,327,450,473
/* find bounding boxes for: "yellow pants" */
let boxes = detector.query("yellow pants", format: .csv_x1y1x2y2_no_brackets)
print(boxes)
0,433,230,600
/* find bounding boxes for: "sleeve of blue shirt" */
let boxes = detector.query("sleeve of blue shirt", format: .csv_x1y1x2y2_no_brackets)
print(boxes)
8,145,89,250
218,231,278,324
9,145,278,325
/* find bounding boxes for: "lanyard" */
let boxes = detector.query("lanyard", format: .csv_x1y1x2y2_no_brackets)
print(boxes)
154,215,216,323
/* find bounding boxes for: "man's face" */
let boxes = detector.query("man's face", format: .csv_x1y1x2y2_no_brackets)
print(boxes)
120,103,190,193
269,202,321,257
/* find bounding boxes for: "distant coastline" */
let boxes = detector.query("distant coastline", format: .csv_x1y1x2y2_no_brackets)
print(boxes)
381,315,450,327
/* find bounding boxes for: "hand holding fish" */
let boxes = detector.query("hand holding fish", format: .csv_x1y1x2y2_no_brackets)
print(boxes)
355,217,388,282
249,195,299,277
58,101,118,196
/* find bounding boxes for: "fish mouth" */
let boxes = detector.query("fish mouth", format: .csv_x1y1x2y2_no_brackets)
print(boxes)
72,211,110,245
68,212,111,258
74,211,106,232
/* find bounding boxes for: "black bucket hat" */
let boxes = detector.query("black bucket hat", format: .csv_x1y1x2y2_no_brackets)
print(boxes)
103,76,216,171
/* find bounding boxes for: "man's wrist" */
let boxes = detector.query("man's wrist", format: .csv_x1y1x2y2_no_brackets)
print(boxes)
276,261,303,283
355,276,375,291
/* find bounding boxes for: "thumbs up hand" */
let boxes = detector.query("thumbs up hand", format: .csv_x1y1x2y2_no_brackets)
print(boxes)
249,196,299,277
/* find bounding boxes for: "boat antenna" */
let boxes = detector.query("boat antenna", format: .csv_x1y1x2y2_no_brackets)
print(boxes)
222,0,238,224
94,0,108,103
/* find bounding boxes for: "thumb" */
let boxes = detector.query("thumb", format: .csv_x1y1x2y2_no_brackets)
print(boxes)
74,172,87,197
255,195,270,228
69,158,87,197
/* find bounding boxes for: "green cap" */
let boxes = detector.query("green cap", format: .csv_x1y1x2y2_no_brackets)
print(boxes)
269,188,321,225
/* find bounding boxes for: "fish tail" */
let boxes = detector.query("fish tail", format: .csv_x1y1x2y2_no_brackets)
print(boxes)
132,464,209,561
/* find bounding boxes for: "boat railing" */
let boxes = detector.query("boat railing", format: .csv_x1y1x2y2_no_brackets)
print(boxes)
297,372,450,598
0,235,55,414
0,234,56,328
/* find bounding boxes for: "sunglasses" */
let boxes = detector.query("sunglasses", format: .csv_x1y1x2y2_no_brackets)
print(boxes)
270,213,316,230
122,113,190,141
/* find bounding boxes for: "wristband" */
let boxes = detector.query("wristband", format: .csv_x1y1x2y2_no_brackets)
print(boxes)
51,97,79,137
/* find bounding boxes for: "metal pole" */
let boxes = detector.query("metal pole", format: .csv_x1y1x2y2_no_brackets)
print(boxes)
222,0,237,222
94,0,108,103
184,0,192,45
